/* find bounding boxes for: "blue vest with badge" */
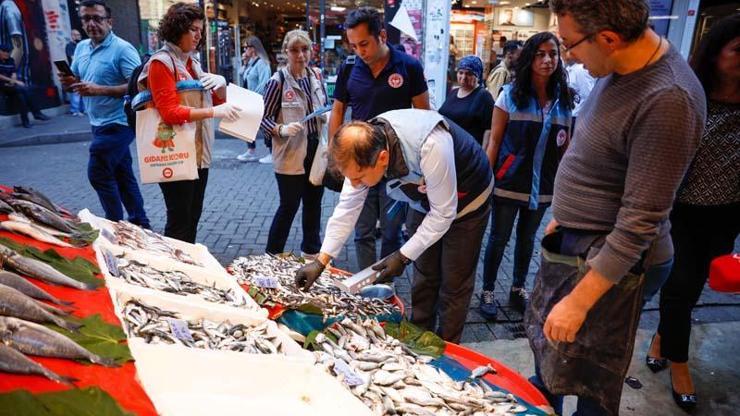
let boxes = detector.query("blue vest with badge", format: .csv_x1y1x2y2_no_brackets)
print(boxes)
493,84,572,209
373,109,492,217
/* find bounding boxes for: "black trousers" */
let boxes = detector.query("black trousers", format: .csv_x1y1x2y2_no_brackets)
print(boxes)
266,136,323,255
658,202,739,363
407,202,490,343
158,168,209,243
0,84,40,123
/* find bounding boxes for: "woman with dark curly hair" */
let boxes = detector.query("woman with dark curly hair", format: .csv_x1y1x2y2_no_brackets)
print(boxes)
137,2,240,243
479,31,574,320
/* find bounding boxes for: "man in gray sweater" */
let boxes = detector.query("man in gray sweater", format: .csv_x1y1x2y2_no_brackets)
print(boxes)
525,1,706,414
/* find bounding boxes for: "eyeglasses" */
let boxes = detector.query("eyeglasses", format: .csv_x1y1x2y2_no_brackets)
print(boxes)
80,15,110,23
562,33,594,52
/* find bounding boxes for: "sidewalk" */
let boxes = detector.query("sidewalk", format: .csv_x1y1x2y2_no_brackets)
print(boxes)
0,113,91,148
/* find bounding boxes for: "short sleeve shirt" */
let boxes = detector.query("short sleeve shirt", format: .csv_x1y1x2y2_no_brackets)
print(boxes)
71,32,141,127
333,45,427,121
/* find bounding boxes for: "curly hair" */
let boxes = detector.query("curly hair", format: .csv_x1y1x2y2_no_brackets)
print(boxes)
158,3,205,47
689,14,740,99
511,32,574,110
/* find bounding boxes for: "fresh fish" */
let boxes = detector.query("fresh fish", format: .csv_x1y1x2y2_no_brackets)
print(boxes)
469,363,495,380
0,243,97,290
12,186,69,217
8,213,73,238
0,316,116,367
0,343,75,385
113,222,201,266
10,200,77,234
0,270,73,306
0,284,80,331
0,220,74,248
0,198,13,214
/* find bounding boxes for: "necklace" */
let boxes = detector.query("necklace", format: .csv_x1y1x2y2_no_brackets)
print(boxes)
642,37,663,71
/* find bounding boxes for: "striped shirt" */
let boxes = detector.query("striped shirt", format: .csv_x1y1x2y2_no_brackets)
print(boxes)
261,74,320,139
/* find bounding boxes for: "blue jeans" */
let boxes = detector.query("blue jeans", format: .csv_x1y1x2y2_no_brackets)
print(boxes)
88,124,150,228
531,257,674,415
69,92,84,114
482,199,547,290
354,179,405,269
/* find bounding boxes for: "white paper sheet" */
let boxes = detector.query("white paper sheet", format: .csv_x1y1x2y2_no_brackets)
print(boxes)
217,83,265,142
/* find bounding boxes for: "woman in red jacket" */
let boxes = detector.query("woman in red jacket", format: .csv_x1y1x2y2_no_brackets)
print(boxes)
137,2,239,243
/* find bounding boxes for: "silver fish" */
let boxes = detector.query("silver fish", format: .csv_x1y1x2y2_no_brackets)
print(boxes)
0,316,116,366
113,222,201,266
12,186,70,217
0,220,74,248
0,270,73,306
469,363,495,380
0,343,75,385
0,198,13,214
0,243,96,290
0,284,80,331
10,199,77,234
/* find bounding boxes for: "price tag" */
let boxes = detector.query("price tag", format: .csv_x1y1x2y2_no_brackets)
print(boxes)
101,228,116,243
102,249,119,277
333,359,365,387
167,318,194,342
252,275,279,289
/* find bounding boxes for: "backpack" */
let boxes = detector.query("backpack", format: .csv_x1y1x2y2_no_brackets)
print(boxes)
124,54,151,130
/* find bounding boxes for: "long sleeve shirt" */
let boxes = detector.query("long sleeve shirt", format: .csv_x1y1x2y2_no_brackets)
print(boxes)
260,73,320,139
321,125,458,261
148,59,224,125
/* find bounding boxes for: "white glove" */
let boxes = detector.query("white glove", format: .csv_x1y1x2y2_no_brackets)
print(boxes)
200,73,227,91
280,122,304,138
212,103,242,121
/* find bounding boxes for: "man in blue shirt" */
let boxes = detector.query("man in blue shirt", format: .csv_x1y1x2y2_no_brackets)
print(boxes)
329,7,430,270
0,43,49,128
59,0,149,227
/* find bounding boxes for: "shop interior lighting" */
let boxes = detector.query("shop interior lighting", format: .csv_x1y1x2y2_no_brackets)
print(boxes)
331,6,346,12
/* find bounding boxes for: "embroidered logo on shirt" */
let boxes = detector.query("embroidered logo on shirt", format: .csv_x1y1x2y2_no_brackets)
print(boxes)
284,89,296,101
556,129,568,147
388,73,404,89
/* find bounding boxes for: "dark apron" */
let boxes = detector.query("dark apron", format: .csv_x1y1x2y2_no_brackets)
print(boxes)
525,229,647,415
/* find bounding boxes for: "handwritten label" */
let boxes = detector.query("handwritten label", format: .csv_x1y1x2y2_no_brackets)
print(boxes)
101,228,116,243
167,318,194,342
102,249,119,277
252,275,279,289
334,359,365,387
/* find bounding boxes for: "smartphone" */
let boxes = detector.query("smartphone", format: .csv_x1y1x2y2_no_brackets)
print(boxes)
54,60,74,77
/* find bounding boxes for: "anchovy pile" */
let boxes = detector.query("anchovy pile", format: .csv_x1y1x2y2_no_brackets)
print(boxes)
112,258,256,310
230,255,400,320
314,318,529,416
122,300,285,354
112,222,201,266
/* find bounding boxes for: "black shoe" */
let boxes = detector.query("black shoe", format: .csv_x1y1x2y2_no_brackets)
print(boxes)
33,112,50,121
479,290,498,321
509,286,529,313
21,120,31,128
671,370,697,411
646,334,668,373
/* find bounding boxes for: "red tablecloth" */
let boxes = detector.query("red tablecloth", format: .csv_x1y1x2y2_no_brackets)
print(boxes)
0,205,157,415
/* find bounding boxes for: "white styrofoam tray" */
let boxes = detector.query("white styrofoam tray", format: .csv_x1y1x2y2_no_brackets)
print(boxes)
94,247,264,315
79,208,224,272
108,285,312,362
128,339,371,416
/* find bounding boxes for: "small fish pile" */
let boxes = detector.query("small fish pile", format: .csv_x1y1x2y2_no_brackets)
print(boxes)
230,255,400,321
0,187,87,248
122,300,285,354
112,222,201,266
112,258,256,310
314,318,529,416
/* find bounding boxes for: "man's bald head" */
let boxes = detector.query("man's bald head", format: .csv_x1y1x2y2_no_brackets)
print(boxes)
331,121,387,171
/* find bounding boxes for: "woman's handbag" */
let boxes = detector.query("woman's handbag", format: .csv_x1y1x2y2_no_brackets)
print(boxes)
308,114,329,187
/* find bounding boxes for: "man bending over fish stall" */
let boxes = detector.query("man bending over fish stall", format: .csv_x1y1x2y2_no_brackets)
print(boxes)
295,109,492,343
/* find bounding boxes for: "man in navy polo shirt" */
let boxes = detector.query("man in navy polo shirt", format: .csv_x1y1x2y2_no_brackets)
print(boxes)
329,7,430,270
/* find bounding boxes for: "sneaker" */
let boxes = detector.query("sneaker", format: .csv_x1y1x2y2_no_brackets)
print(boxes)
509,286,529,313
258,154,273,164
236,150,259,162
479,290,498,321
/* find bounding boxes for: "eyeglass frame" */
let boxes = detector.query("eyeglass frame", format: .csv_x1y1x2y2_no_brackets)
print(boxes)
80,14,110,24
562,33,594,52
